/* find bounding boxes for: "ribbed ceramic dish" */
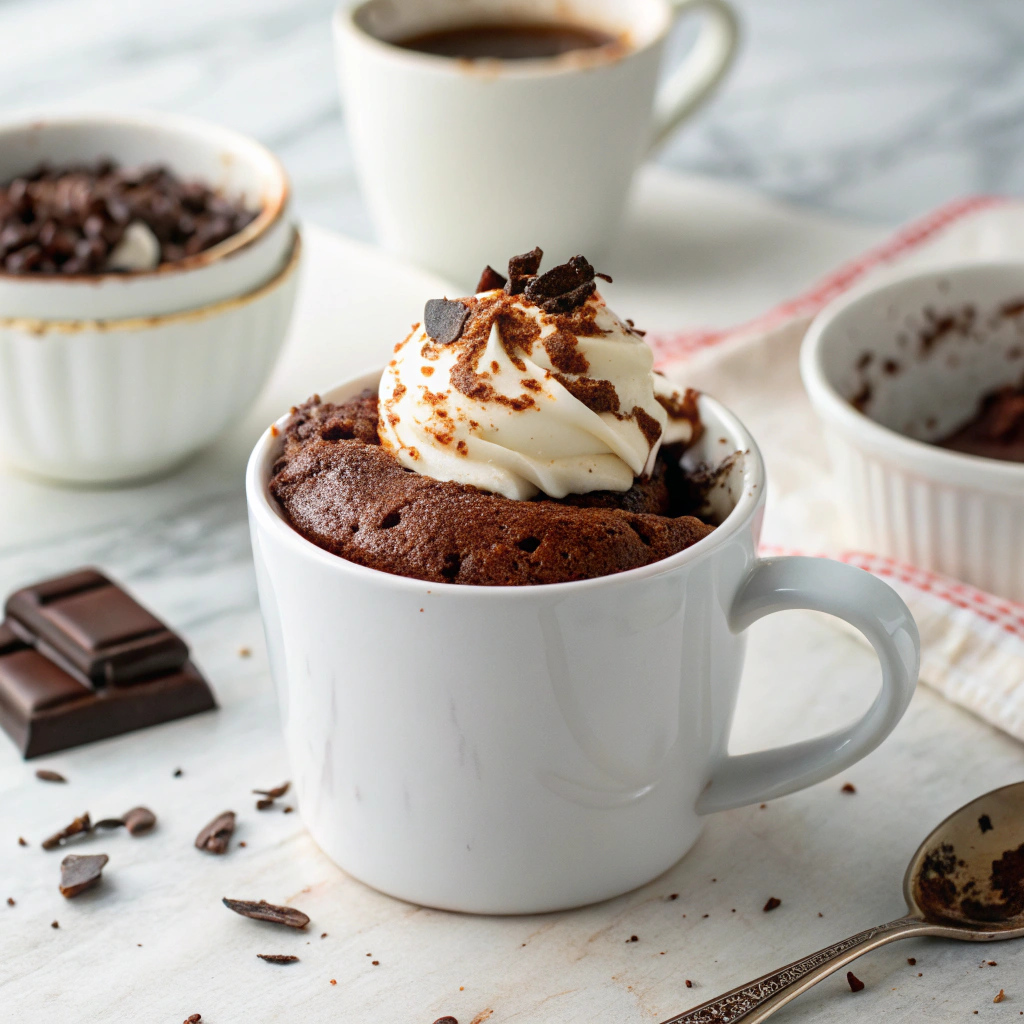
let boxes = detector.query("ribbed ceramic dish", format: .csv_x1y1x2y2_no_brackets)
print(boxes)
801,261,1024,601
0,232,301,484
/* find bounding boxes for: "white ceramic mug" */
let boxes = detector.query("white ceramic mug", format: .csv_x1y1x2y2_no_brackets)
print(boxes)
246,369,920,915
335,0,740,285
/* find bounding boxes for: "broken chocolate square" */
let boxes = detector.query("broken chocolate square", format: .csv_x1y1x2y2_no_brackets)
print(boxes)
5,568,188,686
0,570,215,758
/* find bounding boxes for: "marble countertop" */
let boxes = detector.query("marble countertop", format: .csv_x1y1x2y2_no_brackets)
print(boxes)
0,0,1021,241
2,2,1024,1020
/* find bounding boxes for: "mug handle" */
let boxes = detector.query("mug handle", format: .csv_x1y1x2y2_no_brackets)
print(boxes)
650,0,741,151
696,557,920,814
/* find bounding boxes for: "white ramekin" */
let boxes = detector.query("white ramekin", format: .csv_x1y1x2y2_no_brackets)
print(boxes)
801,261,1024,601
0,232,301,484
0,112,293,319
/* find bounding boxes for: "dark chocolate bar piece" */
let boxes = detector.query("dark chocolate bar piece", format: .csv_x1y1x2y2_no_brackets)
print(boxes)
5,568,188,687
0,620,216,758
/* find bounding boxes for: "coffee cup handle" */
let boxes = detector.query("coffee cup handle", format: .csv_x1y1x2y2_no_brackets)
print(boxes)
649,0,741,151
696,556,920,815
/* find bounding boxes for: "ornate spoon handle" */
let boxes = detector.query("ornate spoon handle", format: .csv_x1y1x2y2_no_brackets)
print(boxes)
660,915,933,1023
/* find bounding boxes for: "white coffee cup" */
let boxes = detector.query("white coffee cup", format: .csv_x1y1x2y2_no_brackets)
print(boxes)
334,0,740,285
246,368,920,915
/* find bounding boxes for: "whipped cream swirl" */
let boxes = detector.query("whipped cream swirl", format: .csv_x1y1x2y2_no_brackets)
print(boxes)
378,285,697,500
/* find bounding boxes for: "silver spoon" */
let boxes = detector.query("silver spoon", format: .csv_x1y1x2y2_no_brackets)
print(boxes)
661,780,1024,1023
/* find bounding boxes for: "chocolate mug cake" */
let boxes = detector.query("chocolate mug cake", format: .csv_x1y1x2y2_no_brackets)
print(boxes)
270,249,717,585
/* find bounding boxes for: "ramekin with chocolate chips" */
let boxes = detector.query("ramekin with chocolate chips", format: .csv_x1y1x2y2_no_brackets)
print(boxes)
0,113,299,483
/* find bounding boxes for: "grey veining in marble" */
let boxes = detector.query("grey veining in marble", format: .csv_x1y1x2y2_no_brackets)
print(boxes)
0,0,1021,239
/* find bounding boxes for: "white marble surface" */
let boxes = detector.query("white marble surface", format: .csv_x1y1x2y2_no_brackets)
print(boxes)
2,220,1023,1024
0,0,1021,245
2,2,1024,1020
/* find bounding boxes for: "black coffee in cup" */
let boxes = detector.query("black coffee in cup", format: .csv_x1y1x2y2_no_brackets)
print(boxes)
395,20,616,60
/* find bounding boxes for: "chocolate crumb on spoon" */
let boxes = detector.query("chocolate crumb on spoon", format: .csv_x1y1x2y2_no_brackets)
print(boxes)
222,898,310,929
660,781,1024,1024
195,811,235,854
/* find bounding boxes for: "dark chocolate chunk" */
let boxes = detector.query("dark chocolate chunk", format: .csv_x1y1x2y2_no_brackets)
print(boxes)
257,954,299,963
5,568,189,687
196,811,235,854
0,640,215,758
847,971,865,993
35,769,66,783
475,265,507,293
59,852,108,897
523,254,604,313
504,247,544,294
423,298,470,345
223,898,310,929
763,897,781,912
123,807,156,835
92,818,126,831
253,782,290,800
42,813,92,850
979,814,994,834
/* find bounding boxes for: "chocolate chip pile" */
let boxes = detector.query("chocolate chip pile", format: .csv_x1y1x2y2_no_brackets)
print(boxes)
0,161,258,274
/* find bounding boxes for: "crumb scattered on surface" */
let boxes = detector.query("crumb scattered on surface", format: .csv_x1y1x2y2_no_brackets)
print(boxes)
763,897,781,912
238,647,252,658
626,935,638,943
51,920,59,929
173,768,183,777
994,990,1005,1003
908,958,916,965
17,837,27,846
847,972,865,993
6,897,14,906
841,782,856,794
685,980,693,988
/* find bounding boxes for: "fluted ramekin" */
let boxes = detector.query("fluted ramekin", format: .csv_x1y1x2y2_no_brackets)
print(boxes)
0,232,301,484
801,261,1024,601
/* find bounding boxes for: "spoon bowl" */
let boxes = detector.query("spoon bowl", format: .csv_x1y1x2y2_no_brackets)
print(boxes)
664,781,1024,1023
905,780,1024,936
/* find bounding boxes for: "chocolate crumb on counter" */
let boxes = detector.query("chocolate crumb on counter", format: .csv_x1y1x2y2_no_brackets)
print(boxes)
626,935,638,943
256,798,275,811
372,960,380,965
50,920,59,929
238,646,252,658
995,990,1006,1003
35,769,66,783
668,893,678,900
123,807,157,836
841,782,857,794
222,898,310,929
763,897,781,912
6,897,13,906
257,954,299,964
685,980,693,988
253,782,290,800
847,971,865,993
907,958,916,965
173,768,183,777
17,837,27,846
434,1017,459,1024
184,1015,201,1023
195,811,235,854
42,813,92,850
59,853,108,898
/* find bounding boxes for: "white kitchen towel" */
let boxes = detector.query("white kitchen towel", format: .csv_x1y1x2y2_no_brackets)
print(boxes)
651,195,1024,744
